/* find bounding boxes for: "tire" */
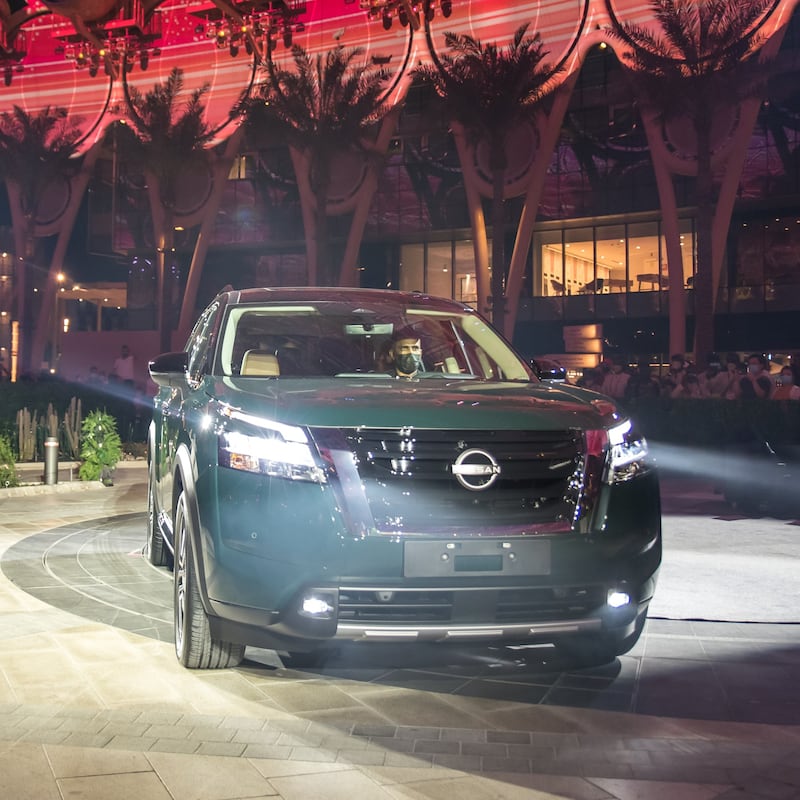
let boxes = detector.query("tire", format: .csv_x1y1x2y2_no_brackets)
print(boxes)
145,460,170,567
174,491,245,669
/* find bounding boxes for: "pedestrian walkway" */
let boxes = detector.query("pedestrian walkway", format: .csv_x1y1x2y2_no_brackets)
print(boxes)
0,463,798,799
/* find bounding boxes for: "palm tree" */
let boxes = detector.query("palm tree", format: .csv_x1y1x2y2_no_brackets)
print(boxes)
0,105,82,373
414,24,557,334
247,44,392,287
612,0,773,362
114,67,214,354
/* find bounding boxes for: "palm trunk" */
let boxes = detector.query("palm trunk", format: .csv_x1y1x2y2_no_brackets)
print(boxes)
313,153,333,286
7,183,34,375
642,110,687,357
490,159,506,334
505,81,575,341
693,103,716,363
289,147,318,286
179,128,245,339
32,147,99,371
147,176,174,354
338,110,400,287
156,221,176,356
710,94,764,309
452,124,491,317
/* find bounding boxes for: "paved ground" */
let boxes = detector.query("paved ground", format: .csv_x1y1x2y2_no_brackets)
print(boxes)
0,462,798,799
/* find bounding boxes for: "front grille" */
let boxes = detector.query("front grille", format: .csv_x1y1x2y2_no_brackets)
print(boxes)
333,428,585,534
337,585,605,624
338,589,452,622
495,586,605,621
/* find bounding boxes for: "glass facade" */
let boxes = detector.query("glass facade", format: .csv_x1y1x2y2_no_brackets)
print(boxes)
533,219,694,300
399,240,478,306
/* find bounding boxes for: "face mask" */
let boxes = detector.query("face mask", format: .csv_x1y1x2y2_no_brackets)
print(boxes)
747,365,760,375
396,353,422,375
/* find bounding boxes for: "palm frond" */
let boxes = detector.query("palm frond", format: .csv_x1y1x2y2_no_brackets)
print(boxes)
248,43,391,153
412,23,557,147
0,106,83,213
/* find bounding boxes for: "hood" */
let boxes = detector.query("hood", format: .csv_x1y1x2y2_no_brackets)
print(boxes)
209,376,621,431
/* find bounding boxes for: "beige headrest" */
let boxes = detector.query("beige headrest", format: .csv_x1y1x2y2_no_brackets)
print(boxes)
241,350,280,376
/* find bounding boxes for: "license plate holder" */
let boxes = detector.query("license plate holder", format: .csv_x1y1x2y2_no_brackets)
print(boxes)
403,538,551,578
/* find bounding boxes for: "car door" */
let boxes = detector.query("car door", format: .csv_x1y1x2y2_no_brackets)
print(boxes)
155,301,222,525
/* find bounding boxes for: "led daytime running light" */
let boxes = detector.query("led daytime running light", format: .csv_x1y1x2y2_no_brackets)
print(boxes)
218,413,326,483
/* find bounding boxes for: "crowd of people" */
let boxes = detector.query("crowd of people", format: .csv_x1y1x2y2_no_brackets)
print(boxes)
576,352,800,401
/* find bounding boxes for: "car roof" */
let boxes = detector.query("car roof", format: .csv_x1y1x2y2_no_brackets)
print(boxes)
219,287,473,314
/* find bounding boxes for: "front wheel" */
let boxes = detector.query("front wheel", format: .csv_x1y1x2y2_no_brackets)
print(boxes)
174,491,245,669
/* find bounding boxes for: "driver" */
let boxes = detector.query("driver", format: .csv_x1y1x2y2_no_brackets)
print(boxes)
385,331,424,378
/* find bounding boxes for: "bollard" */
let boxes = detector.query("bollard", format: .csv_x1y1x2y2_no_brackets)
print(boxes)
44,437,59,485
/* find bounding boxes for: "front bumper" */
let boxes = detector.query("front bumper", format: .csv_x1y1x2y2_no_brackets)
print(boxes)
204,458,661,652
208,566,659,652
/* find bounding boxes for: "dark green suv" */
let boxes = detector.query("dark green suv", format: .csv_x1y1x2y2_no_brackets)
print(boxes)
148,288,661,669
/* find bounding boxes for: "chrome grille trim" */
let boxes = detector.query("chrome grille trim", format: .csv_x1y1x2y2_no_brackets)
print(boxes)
339,428,585,533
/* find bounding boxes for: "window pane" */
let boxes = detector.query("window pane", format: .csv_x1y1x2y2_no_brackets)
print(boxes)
594,225,628,292
564,227,595,294
453,240,477,306
427,242,452,298
399,243,425,293
627,222,660,293
535,230,565,297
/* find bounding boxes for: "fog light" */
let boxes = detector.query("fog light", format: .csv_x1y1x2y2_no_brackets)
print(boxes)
607,590,631,608
300,593,336,618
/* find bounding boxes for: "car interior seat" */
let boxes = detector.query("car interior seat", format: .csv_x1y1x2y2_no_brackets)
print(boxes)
240,350,281,376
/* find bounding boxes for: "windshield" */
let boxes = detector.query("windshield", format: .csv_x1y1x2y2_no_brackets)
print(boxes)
215,300,531,381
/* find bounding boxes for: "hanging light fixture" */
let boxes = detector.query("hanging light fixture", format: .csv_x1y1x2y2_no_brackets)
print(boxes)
361,1,455,30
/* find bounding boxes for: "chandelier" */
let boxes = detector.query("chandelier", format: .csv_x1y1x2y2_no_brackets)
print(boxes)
0,10,26,86
52,2,162,78
359,0,452,31
190,1,307,61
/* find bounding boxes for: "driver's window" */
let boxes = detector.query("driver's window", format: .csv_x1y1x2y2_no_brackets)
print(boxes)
187,302,220,382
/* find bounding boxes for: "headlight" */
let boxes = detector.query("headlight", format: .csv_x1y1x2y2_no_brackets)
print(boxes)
605,419,649,484
218,410,326,484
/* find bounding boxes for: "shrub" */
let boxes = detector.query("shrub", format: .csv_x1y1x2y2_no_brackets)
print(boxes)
0,379,150,461
0,435,18,488
79,410,123,485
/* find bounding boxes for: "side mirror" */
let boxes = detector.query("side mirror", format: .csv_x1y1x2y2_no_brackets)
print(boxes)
530,358,567,383
149,351,189,388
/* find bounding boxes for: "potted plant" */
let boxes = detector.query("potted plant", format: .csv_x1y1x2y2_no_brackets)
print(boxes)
79,410,122,485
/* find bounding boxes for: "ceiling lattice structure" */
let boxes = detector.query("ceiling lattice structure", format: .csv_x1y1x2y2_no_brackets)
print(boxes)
0,0,789,154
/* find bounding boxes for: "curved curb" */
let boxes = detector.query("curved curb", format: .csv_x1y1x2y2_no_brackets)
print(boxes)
0,481,109,497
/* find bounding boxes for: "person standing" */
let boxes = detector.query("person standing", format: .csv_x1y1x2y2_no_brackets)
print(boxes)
772,366,800,400
722,354,743,399
600,354,630,399
113,344,135,387
739,353,773,399
698,355,729,398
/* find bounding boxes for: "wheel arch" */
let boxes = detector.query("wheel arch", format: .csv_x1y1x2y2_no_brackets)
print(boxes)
172,443,214,616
